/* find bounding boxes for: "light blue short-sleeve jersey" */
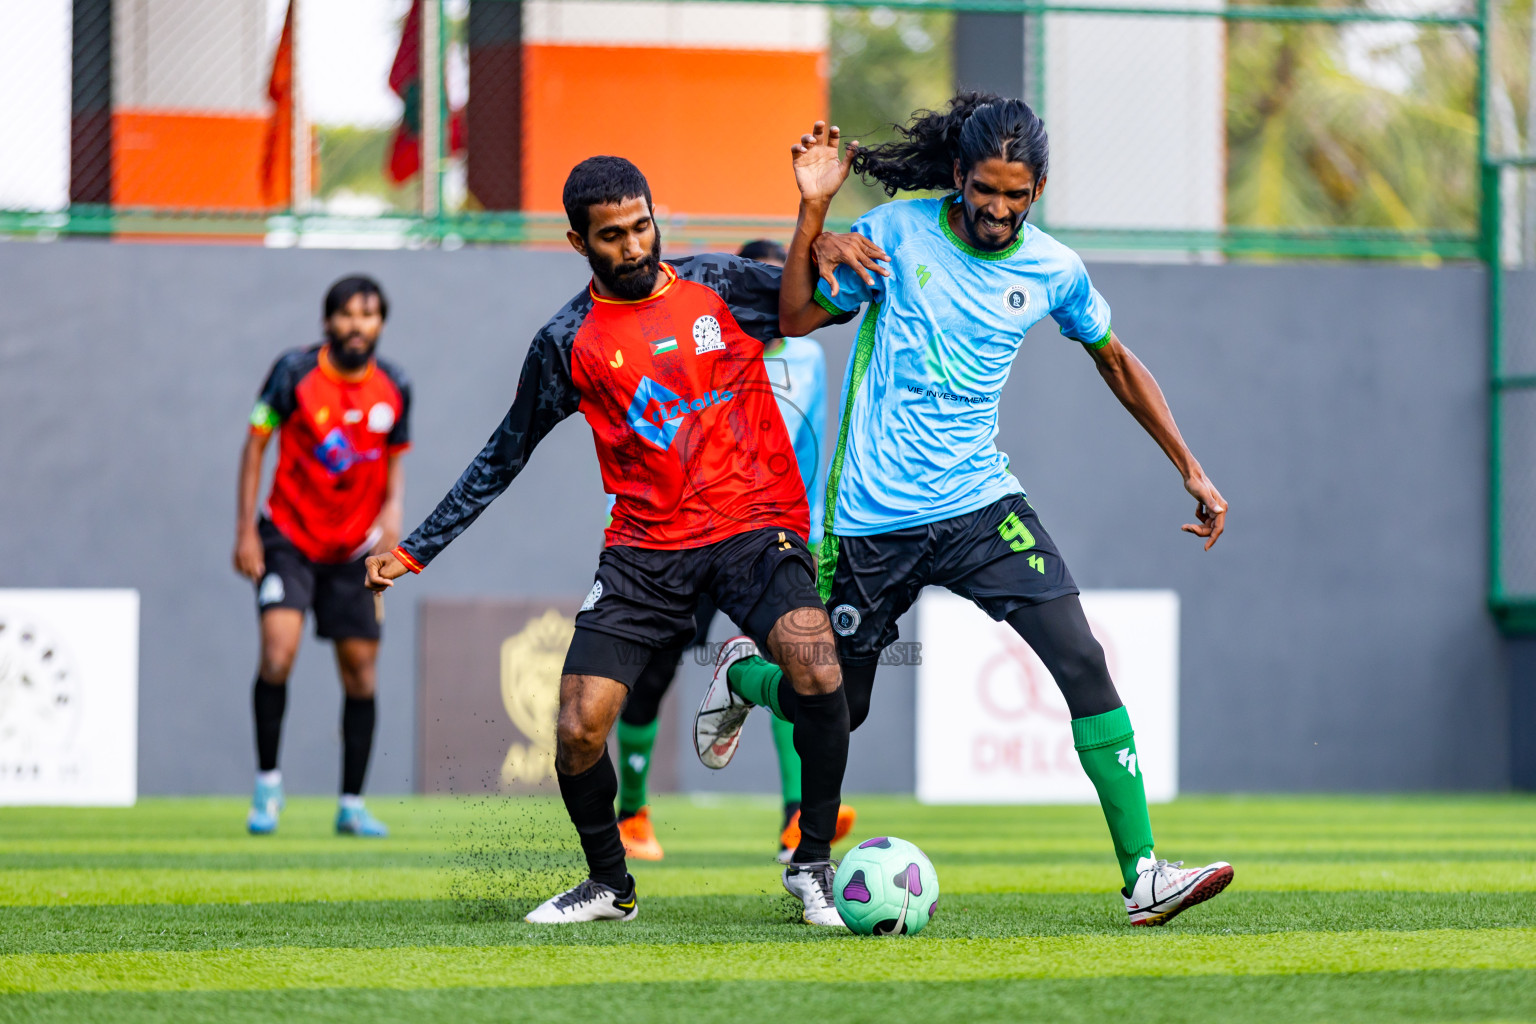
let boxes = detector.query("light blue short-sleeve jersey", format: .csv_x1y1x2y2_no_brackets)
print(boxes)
816,194,1112,537
764,336,828,546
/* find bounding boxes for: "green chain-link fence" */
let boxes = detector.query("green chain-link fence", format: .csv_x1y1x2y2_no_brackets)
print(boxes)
5,0,1536,625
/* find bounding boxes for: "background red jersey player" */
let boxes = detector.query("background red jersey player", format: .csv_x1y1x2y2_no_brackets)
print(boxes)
234,275,410,839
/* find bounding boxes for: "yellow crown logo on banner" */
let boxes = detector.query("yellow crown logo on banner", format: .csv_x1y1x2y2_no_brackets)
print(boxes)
499,609,575,789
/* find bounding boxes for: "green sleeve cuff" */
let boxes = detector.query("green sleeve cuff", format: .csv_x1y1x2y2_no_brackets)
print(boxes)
1071,705,1135,750
1085,326,1113,350
813,289,846,317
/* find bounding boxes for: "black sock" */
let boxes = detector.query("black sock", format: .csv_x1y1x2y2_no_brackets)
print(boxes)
556,751,629,889
341,696,376,796
253,678,287,773
790,685,849,864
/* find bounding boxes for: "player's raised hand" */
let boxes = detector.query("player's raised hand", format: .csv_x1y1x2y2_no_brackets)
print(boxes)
812,232,891,297
365,551,410,591
792,121,855,206
1180,472,1227,550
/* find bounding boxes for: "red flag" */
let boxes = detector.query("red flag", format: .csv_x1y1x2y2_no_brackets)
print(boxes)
260,0,295,205
387,0,423,184
387,0,466,185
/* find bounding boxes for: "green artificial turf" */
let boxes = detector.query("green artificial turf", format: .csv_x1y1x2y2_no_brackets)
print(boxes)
0,795,1531,1022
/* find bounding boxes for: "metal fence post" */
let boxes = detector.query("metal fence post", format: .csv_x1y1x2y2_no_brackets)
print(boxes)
291,0,311,222
422,0,443,227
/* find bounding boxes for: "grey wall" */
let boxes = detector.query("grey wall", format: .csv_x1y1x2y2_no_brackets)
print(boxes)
0,240,1509,794
953,13,1027,100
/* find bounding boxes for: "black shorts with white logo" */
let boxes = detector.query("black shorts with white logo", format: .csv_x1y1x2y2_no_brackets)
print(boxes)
820,494,1077,665
255,518,381,641
562,526,821,688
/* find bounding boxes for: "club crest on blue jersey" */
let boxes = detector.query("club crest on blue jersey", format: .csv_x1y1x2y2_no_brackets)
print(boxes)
1003,286,1030,315
831,604,862,636
625,375,735,450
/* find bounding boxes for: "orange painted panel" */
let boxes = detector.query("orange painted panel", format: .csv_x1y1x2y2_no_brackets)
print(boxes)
522,45,826,217
113,111,271,210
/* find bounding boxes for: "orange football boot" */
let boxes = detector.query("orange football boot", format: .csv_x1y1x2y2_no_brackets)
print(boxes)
618,807,664,861
778,805,857,854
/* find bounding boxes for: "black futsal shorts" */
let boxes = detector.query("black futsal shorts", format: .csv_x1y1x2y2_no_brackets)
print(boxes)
255,517,381,641
819,494,1077,665
562,526,821,687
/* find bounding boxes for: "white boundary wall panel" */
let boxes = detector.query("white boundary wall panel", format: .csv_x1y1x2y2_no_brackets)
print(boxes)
916,589,1178,805
524,1,828,50
1043,0,1224,230
115,0,269,111
0,0,71,211
0,591,140,806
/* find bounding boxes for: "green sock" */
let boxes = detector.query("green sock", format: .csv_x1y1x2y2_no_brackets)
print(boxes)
616,717,658,816
1072,706,1156,891
726,656,790,721
770,715,802,806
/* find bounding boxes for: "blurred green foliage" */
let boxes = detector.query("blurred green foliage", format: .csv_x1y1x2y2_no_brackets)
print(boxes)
316,126,418,213
1225,1,1500,234
829,6,956,222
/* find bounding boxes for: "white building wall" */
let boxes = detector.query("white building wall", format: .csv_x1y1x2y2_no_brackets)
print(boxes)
1042,0,1225,232
522,0,828,49
115,0,269,111
0,0,71,211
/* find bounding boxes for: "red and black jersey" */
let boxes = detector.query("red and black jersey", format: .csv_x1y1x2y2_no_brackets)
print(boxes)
251,344,411,564
394,255,848,572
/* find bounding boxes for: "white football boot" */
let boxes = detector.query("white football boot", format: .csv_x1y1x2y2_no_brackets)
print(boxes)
524,876,638,924
783,861,846,927
1123,858,1234,925
693,635,760,769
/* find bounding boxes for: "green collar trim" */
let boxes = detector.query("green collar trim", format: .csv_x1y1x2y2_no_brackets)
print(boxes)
939,194,1026,261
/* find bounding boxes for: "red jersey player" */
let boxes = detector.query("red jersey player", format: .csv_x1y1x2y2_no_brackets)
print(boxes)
234,276,409,839
366,157,853,925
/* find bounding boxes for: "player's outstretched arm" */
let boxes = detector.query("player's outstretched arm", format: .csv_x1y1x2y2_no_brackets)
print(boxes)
385,324,582,577
1087,332,1227,550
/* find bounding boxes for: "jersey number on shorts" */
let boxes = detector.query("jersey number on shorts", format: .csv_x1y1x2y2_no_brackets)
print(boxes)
997,512,1037,553
1000,513,1047,574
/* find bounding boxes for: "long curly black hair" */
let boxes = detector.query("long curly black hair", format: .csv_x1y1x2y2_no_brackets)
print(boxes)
851,92,1049,197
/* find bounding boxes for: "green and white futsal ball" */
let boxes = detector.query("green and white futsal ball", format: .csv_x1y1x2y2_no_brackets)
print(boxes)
833,836,940,935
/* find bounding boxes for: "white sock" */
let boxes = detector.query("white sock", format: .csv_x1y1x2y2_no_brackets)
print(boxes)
257,769,282,787
339,794,365,811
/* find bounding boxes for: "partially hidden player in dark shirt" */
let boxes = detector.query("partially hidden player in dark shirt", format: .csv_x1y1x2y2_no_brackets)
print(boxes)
234,275,409,839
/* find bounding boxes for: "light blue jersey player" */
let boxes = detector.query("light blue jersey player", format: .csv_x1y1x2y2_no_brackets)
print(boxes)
699,95,1235,927
809,192,1109,539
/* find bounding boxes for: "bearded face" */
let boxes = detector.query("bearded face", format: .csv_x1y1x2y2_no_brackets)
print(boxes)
588,225,663,301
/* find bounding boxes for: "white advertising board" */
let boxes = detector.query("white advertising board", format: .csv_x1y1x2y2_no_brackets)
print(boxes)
916,589,1178,804
0,590,139,806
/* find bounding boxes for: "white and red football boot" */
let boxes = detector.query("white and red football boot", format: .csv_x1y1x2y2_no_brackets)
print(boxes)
693,635,760,769
1124,857,1234,925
